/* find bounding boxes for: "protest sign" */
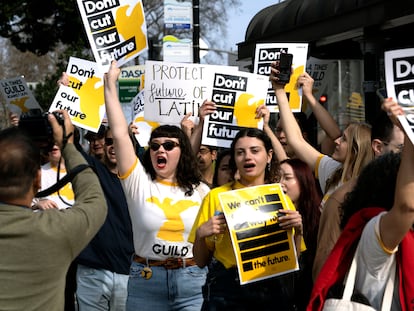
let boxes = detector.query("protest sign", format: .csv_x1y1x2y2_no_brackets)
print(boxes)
219,183,299,285
385,48,414,145
253,43,308,112
50,57,105,132
306,58,335,101
0,76,41,116
77,0,148,72
201,69,268,148
144,61,236,125
118,65,145,103
118,65,145,123
131,90,159,147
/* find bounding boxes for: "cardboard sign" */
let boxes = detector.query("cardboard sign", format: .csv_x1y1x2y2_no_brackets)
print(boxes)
201,69,268,148
50,57,105,132
253,43,308,112
0,76,41,116
77,0,148,72
219,183,299,285
385,48,414,145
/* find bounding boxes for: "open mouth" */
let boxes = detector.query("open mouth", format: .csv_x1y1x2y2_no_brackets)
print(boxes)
156,157,167,168
244,163,255,169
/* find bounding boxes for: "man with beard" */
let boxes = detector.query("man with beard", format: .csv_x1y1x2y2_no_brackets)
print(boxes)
197,145,217,188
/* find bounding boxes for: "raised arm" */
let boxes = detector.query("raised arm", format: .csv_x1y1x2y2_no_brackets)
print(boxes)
270,62,322,170
257,104,288,162
103,61,137,176
380,106,414,250
298,72,341,141
181,100,216,155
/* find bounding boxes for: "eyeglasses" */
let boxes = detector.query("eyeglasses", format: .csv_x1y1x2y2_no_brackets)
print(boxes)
381,141,404,152
105,138,114,146
198,148,211,155
149,141,180,151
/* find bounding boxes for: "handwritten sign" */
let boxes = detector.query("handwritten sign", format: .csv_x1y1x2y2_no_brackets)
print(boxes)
219,183,299,285
50,57,105,132
385,48,414,145
201,69,268,148
77,0,148,72
0,76,41,116
144,61,236,125
253,43,308,112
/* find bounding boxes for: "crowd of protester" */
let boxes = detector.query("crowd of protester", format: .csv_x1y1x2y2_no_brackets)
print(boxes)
0,58,411,311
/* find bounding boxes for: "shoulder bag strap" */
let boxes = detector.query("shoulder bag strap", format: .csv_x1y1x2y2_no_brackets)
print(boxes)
342,245,396,310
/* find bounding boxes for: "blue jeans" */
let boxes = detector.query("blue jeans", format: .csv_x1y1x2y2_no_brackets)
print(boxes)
76,264,129,311
126,261,207,311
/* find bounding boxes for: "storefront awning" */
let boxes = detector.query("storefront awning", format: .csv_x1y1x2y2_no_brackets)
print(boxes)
237,0,414,60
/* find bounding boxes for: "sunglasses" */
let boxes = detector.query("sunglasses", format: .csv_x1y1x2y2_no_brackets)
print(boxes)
105,138,114,146
149,141,180,151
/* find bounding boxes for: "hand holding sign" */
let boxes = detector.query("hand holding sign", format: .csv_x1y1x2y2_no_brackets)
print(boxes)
381,98,404,130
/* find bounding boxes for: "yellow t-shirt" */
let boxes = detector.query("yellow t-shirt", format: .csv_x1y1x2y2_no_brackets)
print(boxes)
188,180,305,269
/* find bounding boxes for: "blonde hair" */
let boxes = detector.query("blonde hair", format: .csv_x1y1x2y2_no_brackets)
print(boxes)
326,122,374,193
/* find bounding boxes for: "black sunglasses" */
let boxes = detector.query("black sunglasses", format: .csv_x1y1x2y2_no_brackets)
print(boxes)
149,141,180,151
105,138,114,146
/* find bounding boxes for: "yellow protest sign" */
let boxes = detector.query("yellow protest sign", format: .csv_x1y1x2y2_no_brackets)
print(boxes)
218,183,299,285
253,43,308,113
50,57,105,133
201,69,268,149
76,0,148,72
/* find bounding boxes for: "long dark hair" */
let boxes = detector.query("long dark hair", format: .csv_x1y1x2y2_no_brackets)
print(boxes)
281,158,321,253
212,148,232,188
143,125,202,196
340,152,401,229
229,128,281,183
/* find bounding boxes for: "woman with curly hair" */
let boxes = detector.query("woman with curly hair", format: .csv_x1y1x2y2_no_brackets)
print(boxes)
309,146,414,310
104,61,210,311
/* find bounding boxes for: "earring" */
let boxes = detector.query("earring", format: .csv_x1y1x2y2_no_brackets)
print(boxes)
267,162,271,171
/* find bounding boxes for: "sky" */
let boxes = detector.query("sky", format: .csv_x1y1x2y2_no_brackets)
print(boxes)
226,1,279,52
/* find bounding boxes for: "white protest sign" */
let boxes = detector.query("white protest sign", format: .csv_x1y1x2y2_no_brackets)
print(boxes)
0,76,41,116
50,57,105,132
144,61,236,125
385,48,414,145
77,0,148,72
201,69,268,148
253,43,308,112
